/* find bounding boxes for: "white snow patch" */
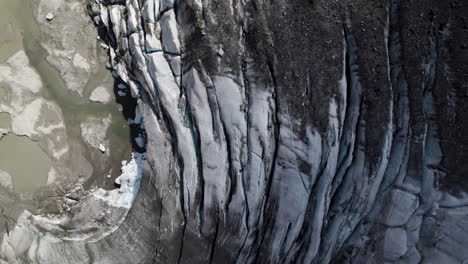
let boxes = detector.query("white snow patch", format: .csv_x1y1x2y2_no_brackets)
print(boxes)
93,152,146,208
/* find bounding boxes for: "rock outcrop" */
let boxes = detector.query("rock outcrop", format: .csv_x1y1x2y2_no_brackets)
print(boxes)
2,0,468,263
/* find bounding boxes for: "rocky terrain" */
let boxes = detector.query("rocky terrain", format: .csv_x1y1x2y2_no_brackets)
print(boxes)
1,0,468,263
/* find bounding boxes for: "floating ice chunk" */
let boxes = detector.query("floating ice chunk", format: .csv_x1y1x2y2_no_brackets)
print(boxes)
129,106,143,125
100,43,109,50
89,86,112,104
46,12,54,21
112,70,119,78
134,134,145,148
99,144,106,153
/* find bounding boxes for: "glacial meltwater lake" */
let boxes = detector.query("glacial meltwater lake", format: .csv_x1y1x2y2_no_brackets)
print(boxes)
0,0,132,193
0,112,10,130
0,134,51,193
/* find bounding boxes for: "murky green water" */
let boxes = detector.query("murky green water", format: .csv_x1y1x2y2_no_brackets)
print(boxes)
0,134,51,193
0,0,132,193
0,112,11,130
0,0,23,63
